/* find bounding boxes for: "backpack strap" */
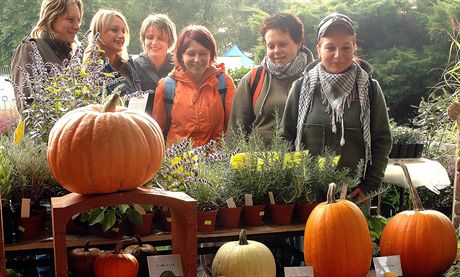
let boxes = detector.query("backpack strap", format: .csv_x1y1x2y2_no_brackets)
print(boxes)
249,66,266,110
164,76,176,128
216,72,227,104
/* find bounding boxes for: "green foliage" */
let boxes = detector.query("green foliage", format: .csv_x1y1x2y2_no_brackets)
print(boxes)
227,67,251,86
390,124,425,144
80,204,143,232
0,135,56,206
0,145,13,200
367,214,388,256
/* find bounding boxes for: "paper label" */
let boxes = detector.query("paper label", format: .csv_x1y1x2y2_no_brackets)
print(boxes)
226,197,236,208
18,226,25,232
20,198,31,218
340,186,348,199
166,217,172,222
204,220,212,225
148,254,183,277
373,255,403,277
112,227,120,233
244,194,253,206
284,266,314,277
259,211,265,216
268,191,275,204
127,93,149,112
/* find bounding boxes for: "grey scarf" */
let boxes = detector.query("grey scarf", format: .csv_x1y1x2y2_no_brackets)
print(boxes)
295,61,372,165
262,51,310,79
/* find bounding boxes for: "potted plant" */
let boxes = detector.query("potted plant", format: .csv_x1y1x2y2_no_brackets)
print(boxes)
1,135,56,240
0,142,16,243
128,204,156,237
390,125,425,158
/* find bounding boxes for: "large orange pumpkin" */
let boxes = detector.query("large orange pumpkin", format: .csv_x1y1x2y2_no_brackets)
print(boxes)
380,163,457,277
47,94,165,194
304,183,372,277
94,238,138,277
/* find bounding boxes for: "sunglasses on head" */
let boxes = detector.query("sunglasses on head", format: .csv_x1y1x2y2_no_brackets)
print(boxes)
317,14,354,32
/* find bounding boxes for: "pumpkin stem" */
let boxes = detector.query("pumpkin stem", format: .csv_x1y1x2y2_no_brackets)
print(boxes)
113,237,136,254
394,162,424,211
326,183,337,204
102,93,120,113
83,240,90,252
239,229,249,245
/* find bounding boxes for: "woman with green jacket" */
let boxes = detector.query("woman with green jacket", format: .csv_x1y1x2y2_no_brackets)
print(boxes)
228,13,313,142
282,13,392,200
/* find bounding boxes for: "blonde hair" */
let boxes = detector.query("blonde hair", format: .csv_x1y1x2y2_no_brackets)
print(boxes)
139,14,177,52
31,0,83,39
85,9,130,65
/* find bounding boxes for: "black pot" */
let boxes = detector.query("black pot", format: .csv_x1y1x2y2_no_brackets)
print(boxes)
406,144,416,158
398,144,408,158
389,144,400,158
2,199,17,243
414,144,424,158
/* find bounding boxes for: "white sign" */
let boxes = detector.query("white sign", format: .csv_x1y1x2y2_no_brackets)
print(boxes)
127,93,149,112
148,254,183,276
373,255,403,277
284,266,314,277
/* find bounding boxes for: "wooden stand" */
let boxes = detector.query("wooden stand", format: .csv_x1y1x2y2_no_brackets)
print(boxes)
0,201,6,276
51,187,197,277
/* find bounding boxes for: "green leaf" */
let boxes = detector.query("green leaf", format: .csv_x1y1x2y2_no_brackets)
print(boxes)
101,209,116,232
88,208,105,226
127,208,143,227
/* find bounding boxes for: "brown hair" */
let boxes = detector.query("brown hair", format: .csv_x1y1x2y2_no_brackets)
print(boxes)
139,14,177,52
31,0,83,38
259,13,304,44
175,25,217,70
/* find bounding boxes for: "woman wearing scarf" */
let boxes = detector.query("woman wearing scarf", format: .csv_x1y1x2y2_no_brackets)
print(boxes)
11,0,83,113
282,13,391,204
228,13,313,142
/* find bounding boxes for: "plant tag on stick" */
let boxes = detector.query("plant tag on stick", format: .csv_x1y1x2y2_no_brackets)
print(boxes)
340,186,348,200
245,194,253,206
373,255,403,277
268,191,275,205
148,254,183,276
284,266,314,277
21,198,31,218
226,197,236,208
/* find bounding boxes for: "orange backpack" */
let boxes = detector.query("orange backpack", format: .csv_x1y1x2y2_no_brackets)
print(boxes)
249,66,266,110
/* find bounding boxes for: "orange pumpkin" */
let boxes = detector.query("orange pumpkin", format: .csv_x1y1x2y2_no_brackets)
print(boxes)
94,238,139,277
47,94,165,194
380,163,457,277
304,183,372,277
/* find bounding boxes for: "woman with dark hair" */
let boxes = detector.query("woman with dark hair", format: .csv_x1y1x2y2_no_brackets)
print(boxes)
228,13,313,142
282,13,392,202
153,25,236,146
133,13,177,115
11,0,84,112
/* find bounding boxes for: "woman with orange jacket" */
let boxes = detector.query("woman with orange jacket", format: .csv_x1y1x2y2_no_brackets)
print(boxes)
153,25,236,146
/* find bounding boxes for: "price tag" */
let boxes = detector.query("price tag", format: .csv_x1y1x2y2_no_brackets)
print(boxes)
166,217,172,222
268,191,275,205
148,254,183,277
284,266,314,277
204,220,212,225
244,194,253,206
226,198,236,208
21,198,31,218
373,255,403,277
127,93,149,112
340,186,348,199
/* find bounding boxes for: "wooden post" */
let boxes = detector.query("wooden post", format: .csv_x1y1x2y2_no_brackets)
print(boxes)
51,187,197,277
447,103,460,228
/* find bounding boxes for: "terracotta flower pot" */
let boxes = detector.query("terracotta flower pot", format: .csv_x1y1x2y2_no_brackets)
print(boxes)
130,212,154,236
295,202,320,223
197,210,218,232
17,206,46,241
270,204,294,225
242,204,265,226
217,206,243,228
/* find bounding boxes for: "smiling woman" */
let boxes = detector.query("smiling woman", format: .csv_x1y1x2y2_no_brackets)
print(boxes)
153,25,236,147
10,0,84,113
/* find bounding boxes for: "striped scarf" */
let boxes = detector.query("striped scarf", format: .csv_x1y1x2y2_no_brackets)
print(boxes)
295,61,372,165
262,51,310,80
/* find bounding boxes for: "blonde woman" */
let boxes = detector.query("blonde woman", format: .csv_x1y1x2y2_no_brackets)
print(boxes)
11,0,84,112
133,14,177,115
85,9,141,97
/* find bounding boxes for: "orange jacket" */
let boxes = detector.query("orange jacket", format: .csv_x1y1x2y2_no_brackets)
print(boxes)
153,65,235,147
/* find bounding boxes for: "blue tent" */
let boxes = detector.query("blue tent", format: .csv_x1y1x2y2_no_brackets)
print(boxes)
220,45,254,68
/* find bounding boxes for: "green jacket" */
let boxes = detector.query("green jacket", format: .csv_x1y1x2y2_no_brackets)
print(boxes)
282,60,392,194
228,48,313,142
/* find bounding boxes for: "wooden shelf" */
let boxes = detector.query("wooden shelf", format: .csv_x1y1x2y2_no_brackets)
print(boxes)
50,186,197,277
